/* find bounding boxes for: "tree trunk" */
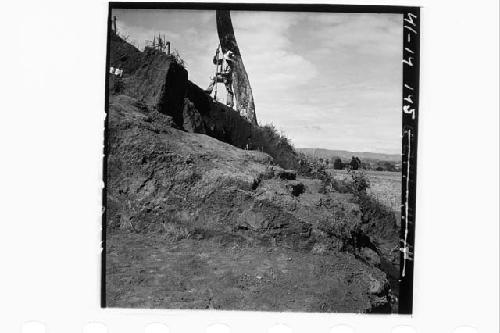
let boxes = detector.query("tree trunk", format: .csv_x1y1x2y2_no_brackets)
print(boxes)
216,10,258,126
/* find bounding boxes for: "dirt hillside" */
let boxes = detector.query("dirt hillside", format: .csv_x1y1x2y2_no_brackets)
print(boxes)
104,33,400,312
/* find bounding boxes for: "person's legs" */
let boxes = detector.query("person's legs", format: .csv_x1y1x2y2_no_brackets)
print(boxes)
225,84,234,108
215,73,225,83
226,91,234,108
205,78,215,93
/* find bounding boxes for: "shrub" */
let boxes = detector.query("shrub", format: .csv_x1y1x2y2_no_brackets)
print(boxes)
349,156,362,170
249,124,300,170
318,171,333,194
117,32,130,42
317,208,362,242
343,171,397,240
333,158,344,170
162,222,191,241
331,177,351,193
168,49,186,68
382,161,396,172
373,161,397,172
355,191,398,244
348,169,370,194
297,152,327,178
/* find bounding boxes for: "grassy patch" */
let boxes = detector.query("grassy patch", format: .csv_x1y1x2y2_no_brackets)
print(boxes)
249,124,299,170
162,223,191,241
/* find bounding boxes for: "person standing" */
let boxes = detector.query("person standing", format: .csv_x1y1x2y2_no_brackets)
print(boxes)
205,47,235,108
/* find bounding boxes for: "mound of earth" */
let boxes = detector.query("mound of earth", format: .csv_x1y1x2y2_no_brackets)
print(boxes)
108,32,300,170
104,94,399,312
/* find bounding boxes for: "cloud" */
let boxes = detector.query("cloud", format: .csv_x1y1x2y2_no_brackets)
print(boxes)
112,9,219,85
307,13,402,56
110,10,402,154
230,12,318,123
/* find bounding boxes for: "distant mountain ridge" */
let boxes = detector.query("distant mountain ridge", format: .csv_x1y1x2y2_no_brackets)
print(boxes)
297,148,402,162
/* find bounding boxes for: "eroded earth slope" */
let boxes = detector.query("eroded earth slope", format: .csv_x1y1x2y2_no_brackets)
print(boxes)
105,95,399,312
105,33,400,312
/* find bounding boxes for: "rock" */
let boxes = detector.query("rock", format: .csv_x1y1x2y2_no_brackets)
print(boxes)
182,98,205,133
360,247,381,266
368,278,383,295
109,33,301,170
276,169,296,180
216,10,258,126
286,181,305,197
263,165,276,179
237,209,267,230
369,295,390,311
311,242,328,255
367,274,388,296
311,228,327,238
119,214,134,231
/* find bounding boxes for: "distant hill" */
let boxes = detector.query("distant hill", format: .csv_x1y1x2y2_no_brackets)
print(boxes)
297,148,401,162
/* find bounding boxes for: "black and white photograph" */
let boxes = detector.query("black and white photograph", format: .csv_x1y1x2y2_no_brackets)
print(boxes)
102,3,418,313
3,0,500,331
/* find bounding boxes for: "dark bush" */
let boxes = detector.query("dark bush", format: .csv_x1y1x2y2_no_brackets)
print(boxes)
382,161,396,172
348,170,370,194
167,49,186,68
288,181,305,196
112,77,124,94
350,156,362,170
333,158,344,170
373,161,397,172
249,124,300,170
277,169,297,180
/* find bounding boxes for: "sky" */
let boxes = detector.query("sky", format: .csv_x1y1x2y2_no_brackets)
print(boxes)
112,9,403,154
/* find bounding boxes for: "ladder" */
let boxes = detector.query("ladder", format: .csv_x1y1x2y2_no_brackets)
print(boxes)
213,45,221,101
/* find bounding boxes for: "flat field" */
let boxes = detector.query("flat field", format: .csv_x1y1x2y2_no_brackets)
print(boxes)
329,170,402,223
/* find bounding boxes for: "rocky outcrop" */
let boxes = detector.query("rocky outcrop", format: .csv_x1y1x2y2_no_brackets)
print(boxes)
108,33,299,170
108,32,144,74
182,98,205,133
216,10,258,125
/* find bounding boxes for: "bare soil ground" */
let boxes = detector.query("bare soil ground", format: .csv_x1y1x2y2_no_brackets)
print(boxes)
104,94,399,312
106,232,388,312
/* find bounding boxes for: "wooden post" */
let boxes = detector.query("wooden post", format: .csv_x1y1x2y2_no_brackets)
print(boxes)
112,16,117,33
